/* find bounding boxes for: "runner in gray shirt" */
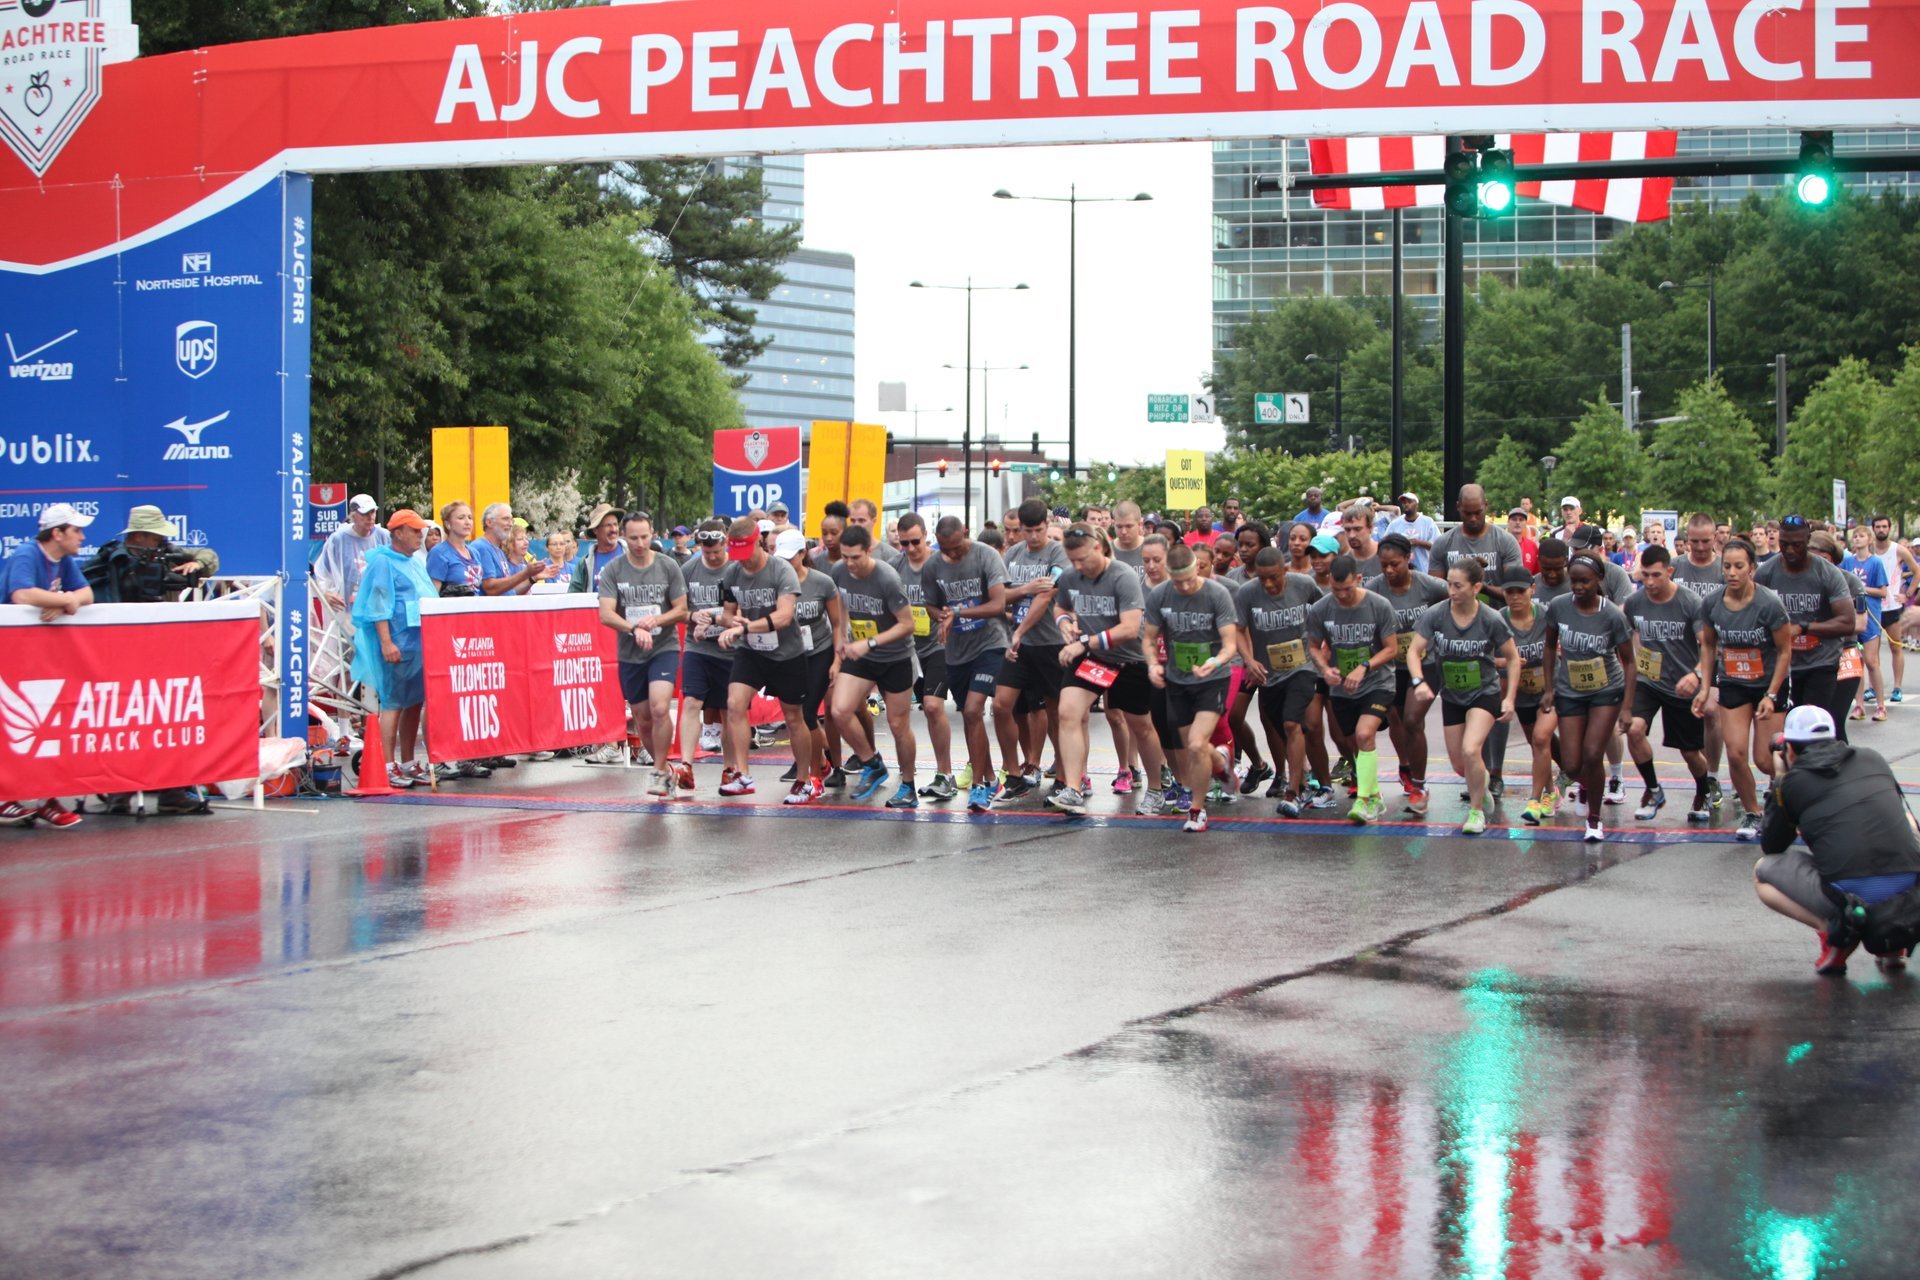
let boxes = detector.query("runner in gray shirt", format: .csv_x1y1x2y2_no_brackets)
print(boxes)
924,518,1014,812
596,517,691,796
1237,550,1329,817
597,546,688,663
1366,533,1449,811
1304,555,1401,824
1055,555,1149,665
999,509,1073,788
1623,546,1712,821
1142,543,1242,833
1145,576,1240,687
1406,557,1518,832
927,537,1012,664
674,524,737,765
1697,539,1793,833
720,552,805,662
1428,485,1525,584
1755,525,1856,679
826,526,922,808
1541,554,1637,842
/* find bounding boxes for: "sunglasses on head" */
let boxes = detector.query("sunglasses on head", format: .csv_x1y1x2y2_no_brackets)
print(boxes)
1781,515,1809,530
695,531,725,544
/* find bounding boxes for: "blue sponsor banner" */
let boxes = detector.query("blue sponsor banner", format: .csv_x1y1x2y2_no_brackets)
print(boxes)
0,172,311,731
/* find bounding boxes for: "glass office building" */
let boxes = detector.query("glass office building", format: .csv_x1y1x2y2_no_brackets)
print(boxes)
717,156,857,432
1212,129,1920,359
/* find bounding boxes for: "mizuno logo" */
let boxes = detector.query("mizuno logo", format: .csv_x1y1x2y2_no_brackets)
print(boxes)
162,411,229,445
161,411,233,461
0,677,65,758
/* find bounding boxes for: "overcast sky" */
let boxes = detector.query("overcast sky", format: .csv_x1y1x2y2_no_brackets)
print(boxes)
803,140,1221,468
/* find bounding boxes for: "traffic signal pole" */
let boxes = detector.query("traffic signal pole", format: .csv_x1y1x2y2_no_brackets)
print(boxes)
1443,138,1466,521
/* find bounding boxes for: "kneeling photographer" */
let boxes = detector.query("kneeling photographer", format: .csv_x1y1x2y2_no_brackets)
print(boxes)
1754,706,1920,975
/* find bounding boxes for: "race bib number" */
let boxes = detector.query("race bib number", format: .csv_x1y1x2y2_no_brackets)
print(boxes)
1442,660,1482,693
911,605,931,638
746,629,779,652
1519,667,1546,696
1791,632,1819,652
850,619,878,642
1394,630,1415,662
625,604,660,626
1173,641,1214,674
1567,656,1607,692
1635,647,1664,681
1267,639,1307,672
953,602,985,633
1335,645,1371,677
1074,658,1120,689
1722,647,1766,681
1839,646,1864,680
1012,599,1031,624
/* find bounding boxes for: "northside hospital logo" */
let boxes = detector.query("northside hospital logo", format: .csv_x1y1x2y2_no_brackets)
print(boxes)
0,0,109,177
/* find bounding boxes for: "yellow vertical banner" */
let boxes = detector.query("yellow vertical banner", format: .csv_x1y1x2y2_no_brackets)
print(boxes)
806,421,888,536
1165,449,1207,510
432,426,511,522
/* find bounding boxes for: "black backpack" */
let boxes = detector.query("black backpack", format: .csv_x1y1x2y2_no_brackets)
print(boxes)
1822,881,1920,956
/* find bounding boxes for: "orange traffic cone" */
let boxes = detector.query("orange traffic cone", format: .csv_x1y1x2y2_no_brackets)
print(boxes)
348,724,401,797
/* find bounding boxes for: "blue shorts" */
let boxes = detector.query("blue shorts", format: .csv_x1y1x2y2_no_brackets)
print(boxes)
944,649,1006,704
619,650,681,703
679,650,733,709
1863,612,1883,643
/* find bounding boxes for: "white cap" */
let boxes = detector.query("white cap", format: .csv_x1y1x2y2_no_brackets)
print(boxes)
349,493,377,514
1559,495,1582,510
773,528,808,560
757,518,776,535
1783,705,1837,744
38,502,92,530
1398,492,1418,503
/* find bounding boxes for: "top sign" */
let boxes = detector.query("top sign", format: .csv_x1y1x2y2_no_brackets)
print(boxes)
3,0,1918,266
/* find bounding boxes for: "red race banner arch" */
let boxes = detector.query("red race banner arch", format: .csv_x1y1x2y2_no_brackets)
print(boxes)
5,0,1920,265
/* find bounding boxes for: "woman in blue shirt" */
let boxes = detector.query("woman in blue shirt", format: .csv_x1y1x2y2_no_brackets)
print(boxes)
425,501,485,598
352,510,436,787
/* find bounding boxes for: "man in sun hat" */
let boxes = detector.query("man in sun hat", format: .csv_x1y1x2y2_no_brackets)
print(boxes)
81,505,218,604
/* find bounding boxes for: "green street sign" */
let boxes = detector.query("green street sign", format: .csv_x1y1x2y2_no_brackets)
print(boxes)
1147,393,1189,424
1254,393,1284,425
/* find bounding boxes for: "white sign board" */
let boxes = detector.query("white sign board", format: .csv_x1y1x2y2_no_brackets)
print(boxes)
1286,393,1310,425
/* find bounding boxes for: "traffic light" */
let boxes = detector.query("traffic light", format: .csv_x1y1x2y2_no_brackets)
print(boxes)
1049,467,1062,482
1476,149,1516,217
936,458,949,478
989,457,1003,478
1795,131,1836,206
1106,467,1118,483
1444,144,1479,218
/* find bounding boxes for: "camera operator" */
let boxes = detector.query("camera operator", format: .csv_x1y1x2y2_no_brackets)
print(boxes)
1754,706,1920,975
82,506,218,604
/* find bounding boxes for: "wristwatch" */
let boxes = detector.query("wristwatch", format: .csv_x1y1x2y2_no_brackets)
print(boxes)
1409,675,1425,689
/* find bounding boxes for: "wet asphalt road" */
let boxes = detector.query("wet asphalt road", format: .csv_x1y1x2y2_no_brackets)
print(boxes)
4,712,1919,1279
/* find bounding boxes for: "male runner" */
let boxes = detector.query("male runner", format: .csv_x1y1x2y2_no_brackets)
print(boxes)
596,513,689,797
1429,484,1526,584
828,524,922,808
1238,546,1329,817
1306,555,1401,824
1757,515,1858,735
1343,504,1383,578
1623,545,1715,822
846,498,905,567
1144,542,1243,832
1366,534,1449,813
926,516,1013,812
678,519,735,771
1868,514,1920,703
996,498,1071,800
893,513,959,800
716,517,809,796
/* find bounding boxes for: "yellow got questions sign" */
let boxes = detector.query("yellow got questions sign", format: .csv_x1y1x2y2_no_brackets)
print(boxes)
1165,449,1207,510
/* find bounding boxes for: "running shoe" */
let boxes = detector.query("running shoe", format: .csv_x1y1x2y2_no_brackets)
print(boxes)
967,782,995,813
1850,704,1868,721
1874,707,1890,723
752,724,778,748
1166,783,1192,813
527,751,557,762
1864,688,1878,704
1307,786,1336,810
1634,786,1666,821
1461,808,1488,835
698,724,723,754
1736,810,1763,841
920,774,959,802
1265,775,1287,798
1703,776,1723,806
1542,787,1562,814
1814,931,1857,975
1332,755,1356,785
1347,794,1383,825
999,772,1034,801
1207,778,1228,806
1520,798,1546,826
1131,768,1146,787
674,760,696,790
0,801,33,826
1141,789,1166,815
719,773,755,796
1111,769,1135,795
1276,796,1304,819
1877,949,1909,971
403,762,431,786
1021,766,1045,791
1047,787,1089,815
1239,762,1274,796
456,760,493,779
885,781,920,810
1488,774,1505,800
36,800,82,828
1686,792,1714,823
1182,809,1209,833
633,747,654,767
783,776,822,805
1891,688,1905,703
956,765,973,790
1565,781,1583,808
385,765,416,790
434,762,461,783
646,770,674,798
823,765,848,790
852,757,891,801
1583,820,1605,843
780,764,798,782
1159,765,1177,791
1404,786,1429,816
1604,776,1628,806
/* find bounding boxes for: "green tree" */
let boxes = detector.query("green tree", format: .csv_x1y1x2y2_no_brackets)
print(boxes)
1211,298,1382,452
1474,435,1549,515
1465,271,1625,467
1550,399,1647,524
1863,345,1920,529
1773,357,1884,518
1644,379,1771,521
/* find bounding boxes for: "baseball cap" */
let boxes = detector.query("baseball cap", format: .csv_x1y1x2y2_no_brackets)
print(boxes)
1497,563,1534,589
387,508,427,531
773,528,808,560
1569,524,1605,549
1559,495,1582,510
757,518,776,534
38,502,92,530
1509,507,1528,519
1783,705,1837,744
1398,492,1418,503
1309,534,1342,554
122,505,178,538
349,493,377,514
671,525,690,536
770,500,790,515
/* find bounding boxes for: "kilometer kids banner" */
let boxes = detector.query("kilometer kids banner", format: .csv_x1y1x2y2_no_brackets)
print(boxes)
0,599,261,801
7,0,1920,267
418,594,624,764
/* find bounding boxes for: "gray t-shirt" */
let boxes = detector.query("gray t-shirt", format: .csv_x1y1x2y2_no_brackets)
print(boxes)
1624,587,1705,697
1545,594,1633,699
1237,573,1325,684
596,553,687,663
1429,525,1524,580
1112,543,1146,576
1756,554,1855,672
682,557,733,659
722,555,805,661
1305,589,1400,701
1502,605,1553,706
1055,560,1148,666
792,569,839,656
1414,601,1514,705
1144,578,1239,686
926,541,1010,662
1672,553,1725,599
829,558,913,664
1365,571,1450,668
1346,550,1382,580
1704,584,1790,688
895,553,945,661
1003,539,1071,647
1536,561,1632,607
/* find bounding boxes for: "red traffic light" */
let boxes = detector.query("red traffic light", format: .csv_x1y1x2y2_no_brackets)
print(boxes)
936,458,950,477
989,457,1003,476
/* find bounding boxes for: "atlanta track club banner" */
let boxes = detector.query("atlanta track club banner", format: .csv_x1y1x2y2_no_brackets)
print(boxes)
418,594,625,765
0,599,261,801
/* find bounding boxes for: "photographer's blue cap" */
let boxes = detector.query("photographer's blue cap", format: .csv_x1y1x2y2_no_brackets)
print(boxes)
1784,706,1836,743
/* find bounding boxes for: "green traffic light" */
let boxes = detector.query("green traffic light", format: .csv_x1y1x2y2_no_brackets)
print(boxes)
1477,180,1514,214
1795,171,1833,205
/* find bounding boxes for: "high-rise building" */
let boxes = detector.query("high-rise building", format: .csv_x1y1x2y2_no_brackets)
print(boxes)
1211,129,1920,361
719,156,857,432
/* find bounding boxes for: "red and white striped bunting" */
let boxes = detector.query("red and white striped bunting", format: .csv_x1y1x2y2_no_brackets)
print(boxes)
1307,132,1678,223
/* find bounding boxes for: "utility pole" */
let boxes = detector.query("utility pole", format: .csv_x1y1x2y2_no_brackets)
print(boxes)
1621,324,1635,430
1442,137,1466,519
1775,353,1789,456
1390,207,1405,498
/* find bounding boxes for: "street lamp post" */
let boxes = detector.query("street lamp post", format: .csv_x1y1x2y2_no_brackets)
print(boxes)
1659,267,1718,383
911,278,1029,529
992,185,1152,480
945,363,1028,519
1305,353,1342,450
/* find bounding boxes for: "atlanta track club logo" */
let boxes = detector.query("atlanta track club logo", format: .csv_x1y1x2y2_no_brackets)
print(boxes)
0,0,108,177
0,676,64,758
